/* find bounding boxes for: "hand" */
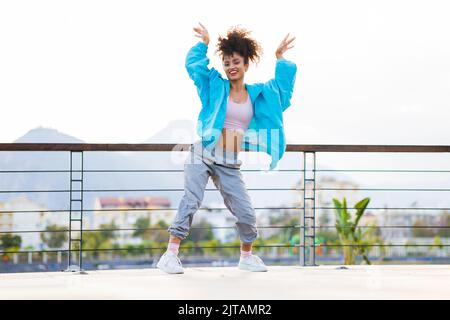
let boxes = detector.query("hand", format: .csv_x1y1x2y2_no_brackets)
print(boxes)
275,33,295,59
193,22,210,46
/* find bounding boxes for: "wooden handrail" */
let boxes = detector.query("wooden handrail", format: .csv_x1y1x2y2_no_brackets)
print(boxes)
0,143,449,152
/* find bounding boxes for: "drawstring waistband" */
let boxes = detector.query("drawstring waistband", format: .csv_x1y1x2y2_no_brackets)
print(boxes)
190,140,242,168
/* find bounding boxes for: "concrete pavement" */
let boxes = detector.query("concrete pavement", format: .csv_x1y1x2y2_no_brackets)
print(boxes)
1,265,449,299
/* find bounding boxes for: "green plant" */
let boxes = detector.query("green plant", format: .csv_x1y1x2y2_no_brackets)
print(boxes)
185,220,214,242
428,235,444,255
333,197,373,265
41,224,68,249
82,221,118,259
0,234,22,263
0,234,22,250
133,218,170,243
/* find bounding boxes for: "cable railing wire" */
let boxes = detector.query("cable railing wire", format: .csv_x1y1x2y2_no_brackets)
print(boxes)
2,168,450,173
0,187,306,194
1,225,448,235
1,206,450,215
1,243,449,255
3,187,450,194
0,225,299,235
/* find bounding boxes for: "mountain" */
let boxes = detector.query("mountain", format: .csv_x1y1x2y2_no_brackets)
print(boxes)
144,119,196,143
14,127,84,143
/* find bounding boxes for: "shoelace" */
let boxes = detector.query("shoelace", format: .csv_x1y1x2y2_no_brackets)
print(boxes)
175,255,182,267
250,255,264,265
165,252,182,266
162,252,182,268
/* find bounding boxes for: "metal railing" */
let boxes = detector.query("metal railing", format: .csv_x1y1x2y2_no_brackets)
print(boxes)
0,143,449,272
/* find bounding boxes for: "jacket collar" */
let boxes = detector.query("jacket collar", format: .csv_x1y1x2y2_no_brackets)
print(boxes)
224,79,264,105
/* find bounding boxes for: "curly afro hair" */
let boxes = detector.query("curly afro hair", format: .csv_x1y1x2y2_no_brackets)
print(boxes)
215,25,263,65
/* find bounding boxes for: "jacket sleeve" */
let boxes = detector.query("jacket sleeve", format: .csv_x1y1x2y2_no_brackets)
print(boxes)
185,41,214,91
265,58,297,112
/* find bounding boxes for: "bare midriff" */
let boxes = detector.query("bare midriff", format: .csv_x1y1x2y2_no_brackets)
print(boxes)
216,128,244,153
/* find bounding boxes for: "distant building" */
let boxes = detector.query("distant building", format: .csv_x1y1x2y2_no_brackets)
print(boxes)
195,202,237,243
196,202,285,243
295,175,362,227
0,196,54,250
359,212,378,226
378,209,442,240
0,202,13,231
374,208,447,256
91,196,173,245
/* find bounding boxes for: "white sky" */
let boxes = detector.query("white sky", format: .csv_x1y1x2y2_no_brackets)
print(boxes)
1,0,449,144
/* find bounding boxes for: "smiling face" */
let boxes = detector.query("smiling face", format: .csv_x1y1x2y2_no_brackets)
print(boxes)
222,52,249,81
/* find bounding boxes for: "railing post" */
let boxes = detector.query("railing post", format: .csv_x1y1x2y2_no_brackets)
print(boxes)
65,150,87,274
300,151,318,266
299,152,305,266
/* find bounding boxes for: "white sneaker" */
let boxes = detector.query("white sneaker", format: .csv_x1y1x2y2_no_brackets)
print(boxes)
238,255,268,272
156,251,184,274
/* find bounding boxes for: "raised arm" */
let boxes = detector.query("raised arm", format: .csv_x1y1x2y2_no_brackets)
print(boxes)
275,33,295,60
185,22,213,87
266,33,297,112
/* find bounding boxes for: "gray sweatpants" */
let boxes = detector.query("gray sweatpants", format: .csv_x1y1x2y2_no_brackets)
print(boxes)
168,140,258,243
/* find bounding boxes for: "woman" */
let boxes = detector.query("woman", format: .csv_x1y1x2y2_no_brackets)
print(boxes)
157,23,297,274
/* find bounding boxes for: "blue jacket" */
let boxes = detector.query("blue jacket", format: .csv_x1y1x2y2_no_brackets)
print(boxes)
185,41,297,170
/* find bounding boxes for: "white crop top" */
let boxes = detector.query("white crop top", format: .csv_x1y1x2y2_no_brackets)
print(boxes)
222,95,254,133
